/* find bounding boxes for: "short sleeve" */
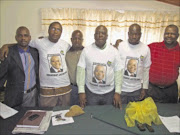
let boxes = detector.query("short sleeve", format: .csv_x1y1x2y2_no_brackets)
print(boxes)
29,39,38,49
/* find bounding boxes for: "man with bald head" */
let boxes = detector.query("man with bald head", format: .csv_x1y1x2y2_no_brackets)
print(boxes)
66,30,84,105
77,25,123,109
147,24,180,103
0,26,39,108
117,23,151,104
0,22,72,107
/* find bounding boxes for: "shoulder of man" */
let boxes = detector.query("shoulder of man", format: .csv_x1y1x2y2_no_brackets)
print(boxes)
9,44,18,49
148,41,162,47
8,44,19,54
58,39,70,45
117,40,127,50
83,43,93,51
29,46,38,53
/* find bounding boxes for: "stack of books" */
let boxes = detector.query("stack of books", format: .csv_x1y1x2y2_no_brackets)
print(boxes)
12,110,53,134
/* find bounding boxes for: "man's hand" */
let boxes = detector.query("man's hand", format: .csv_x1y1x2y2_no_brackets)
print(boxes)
113,93,122,110
79,93,87,108
0,45,9,61
139,89,146,100
38,36,44,39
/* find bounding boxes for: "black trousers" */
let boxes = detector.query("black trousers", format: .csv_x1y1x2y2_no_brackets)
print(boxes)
146,82,178,103
85,86,114,105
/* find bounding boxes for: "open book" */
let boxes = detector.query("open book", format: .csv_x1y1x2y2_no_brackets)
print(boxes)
16,110,46,128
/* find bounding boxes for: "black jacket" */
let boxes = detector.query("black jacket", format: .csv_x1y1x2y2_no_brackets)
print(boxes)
0,45,39,108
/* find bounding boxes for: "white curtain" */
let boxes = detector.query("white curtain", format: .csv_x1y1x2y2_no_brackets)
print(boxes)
41,8,180,46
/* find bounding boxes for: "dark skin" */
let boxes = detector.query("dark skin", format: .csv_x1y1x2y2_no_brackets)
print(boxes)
94,25,108,48
71,30,84,51
79,25,122,109
140,25,179,100
0,22,62,60
114,39,123,49
15,27,31,51
164,25,179,49
128,24,141,45
0,27,31,59
128,24,146,100
48,22,62,43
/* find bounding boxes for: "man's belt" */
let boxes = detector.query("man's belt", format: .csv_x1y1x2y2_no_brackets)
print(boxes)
150,82,176,89
40,85,71,96
24,85,36,94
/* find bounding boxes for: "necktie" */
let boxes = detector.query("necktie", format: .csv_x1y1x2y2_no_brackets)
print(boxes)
24,53,31,90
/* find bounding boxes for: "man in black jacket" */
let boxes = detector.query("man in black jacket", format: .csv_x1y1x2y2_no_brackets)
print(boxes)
0,26,39,108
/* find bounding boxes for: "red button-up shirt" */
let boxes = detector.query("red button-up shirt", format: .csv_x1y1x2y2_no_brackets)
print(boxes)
148,41,180,86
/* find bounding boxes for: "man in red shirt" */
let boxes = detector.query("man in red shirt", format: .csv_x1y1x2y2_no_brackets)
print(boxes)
147,24,180,103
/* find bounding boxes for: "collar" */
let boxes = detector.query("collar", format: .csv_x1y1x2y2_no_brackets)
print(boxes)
95,43,107,50
94,77,103,83
162,41,180,50
127,70,135,76
69,46,84,52
18,46,30,53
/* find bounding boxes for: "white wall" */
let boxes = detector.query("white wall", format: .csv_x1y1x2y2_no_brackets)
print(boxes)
0,0,180,91
0,0,179,46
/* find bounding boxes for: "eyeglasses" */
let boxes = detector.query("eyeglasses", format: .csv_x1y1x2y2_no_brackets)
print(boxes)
50,27,61,32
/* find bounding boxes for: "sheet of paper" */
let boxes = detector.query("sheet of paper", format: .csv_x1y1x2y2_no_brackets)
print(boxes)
52,110,74,126
0,102,18,119
159,115,180,133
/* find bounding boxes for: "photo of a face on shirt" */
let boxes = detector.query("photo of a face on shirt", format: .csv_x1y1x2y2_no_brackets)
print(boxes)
92,64,107,84
124,58,138,77
48,54,63,73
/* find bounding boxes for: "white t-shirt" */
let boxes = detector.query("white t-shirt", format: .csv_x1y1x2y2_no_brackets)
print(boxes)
117,40,151,92
78,43,122,94
30,37,71,87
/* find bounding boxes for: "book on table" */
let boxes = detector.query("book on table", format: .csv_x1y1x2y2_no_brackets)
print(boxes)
16,110,46,128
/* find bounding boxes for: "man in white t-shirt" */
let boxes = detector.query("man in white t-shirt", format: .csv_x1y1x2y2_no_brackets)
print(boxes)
77,25,123,109
0,22,72,107
117,23,151,131
117,23,151,104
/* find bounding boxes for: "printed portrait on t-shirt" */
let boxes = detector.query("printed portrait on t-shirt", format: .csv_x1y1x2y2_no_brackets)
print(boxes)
48,54,63,73
124,58,138,77
92,64,107,84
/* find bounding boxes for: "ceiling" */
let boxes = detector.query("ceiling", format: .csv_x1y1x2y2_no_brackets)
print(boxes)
156,0,180,6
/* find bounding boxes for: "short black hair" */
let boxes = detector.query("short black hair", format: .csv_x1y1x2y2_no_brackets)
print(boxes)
71,30,83,38
48,22,62,31
166,24,179,34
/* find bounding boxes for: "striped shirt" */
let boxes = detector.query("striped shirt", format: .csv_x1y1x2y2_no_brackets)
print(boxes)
18,47,36,91
148,41,180,86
